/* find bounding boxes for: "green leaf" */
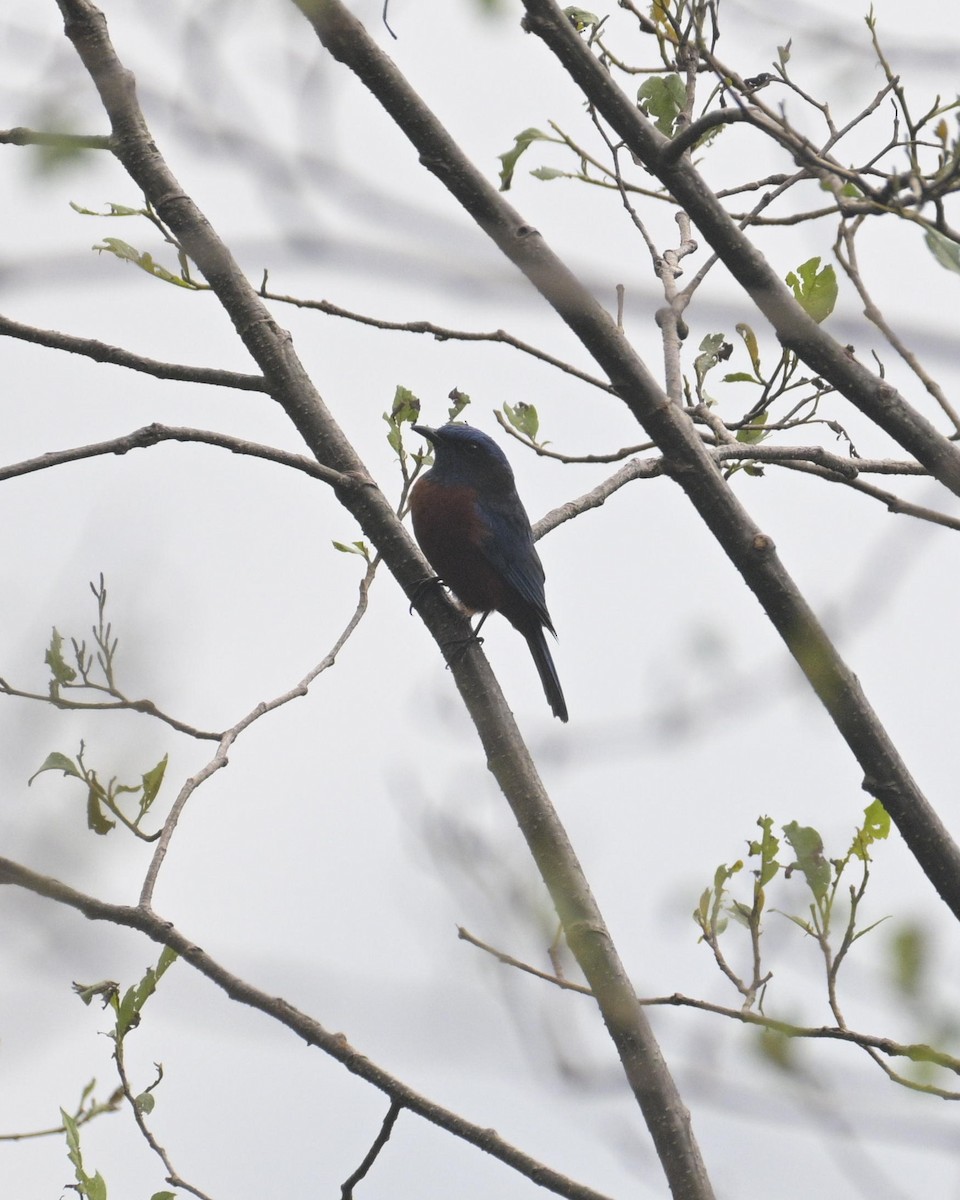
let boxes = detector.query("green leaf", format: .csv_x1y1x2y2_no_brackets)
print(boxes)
116,946,178,1040
94,236,141,264
71,200,143,217
140,754,168,814
389,385,420,426
722,372,759,384
93,237,198,289
757,1024,795,1070
331,540,371,561
151,1193,177,1200
889,923,927,997
925,229,960,274
785,256,838,323
735,322,762,376
62,1108,107,1200
819,175,861,198
135,1092,155,1114
728,899,753,928
736,410,768,445
157,945,178,975
694,332,731,390
88,1173,108,1200
383,386,421,456
45,628,77,687
750,815,781,887
650,0,679,43
62,1107,81,1162
849,797,890,859
782,820,831,902
637,75,686,137
447,389,471,421
87,784,115,836
715,859,743,890
781,911,815,936
73,980,120,1008
503,401,539,440
28,751,82,786
695,887,711,926
498,127,551,191
564,6,600,31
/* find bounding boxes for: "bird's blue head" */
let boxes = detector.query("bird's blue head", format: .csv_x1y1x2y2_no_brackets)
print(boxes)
413,423,516,489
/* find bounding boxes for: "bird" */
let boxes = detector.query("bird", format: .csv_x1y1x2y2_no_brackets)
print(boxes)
409,422,568,722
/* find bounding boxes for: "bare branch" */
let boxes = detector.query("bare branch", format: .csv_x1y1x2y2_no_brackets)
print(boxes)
0,313,267,391
139,557,378,906
0,857,616,1200
113,1047,214,1200
259,289,614,394
0,423,344,487
0,676,222,741
459,929,960,1095
0,125,112,149
340,1101,402,1199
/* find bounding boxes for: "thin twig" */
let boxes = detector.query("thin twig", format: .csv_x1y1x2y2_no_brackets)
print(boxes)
0,423,345,487
0,678,222,741
0,126,112,149
0,313,267,391
459,928,960,1093
341,1101,402,1199
113,1045,214,1200
258,289,613,393
140,559,378,906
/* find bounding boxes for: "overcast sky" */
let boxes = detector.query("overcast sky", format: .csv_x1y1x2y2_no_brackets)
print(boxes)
2,2,960,1198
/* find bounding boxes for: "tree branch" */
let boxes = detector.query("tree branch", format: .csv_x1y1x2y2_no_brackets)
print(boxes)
520,0,960,499
258,288,614,393
139,558,377,907
55,3,705,1196
288,0,960,940
0,857,614,1200
0,423,343,487
0,313,267,391
0,125,112,149
459,927,960,1095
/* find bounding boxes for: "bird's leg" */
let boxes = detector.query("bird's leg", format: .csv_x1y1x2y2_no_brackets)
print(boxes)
410,577,487,660
408,573,446,614
442,610,489,668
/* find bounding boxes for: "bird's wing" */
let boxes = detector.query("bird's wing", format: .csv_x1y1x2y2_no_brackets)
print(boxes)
478,496,553,631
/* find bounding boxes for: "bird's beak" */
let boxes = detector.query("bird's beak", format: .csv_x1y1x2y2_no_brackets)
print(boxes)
412,424,437,443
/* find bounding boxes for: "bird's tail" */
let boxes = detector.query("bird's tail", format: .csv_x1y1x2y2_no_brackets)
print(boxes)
526,626,568,723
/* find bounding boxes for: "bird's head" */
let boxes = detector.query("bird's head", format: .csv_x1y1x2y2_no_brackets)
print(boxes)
413,423,516,489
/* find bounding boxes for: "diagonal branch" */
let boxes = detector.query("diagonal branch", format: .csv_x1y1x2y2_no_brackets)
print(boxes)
55,4,711,1198
520,0,960,498
139,557,377,907
286,2,960,933
0,312,268,390
0,857,614,1200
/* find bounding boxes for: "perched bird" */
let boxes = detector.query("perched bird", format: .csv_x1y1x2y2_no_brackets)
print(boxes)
409,423,567,722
